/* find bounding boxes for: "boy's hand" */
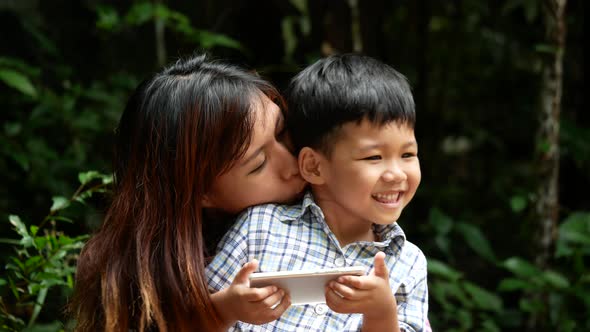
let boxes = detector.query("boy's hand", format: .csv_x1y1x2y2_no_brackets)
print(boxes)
325,252,399,332
211,259,291,326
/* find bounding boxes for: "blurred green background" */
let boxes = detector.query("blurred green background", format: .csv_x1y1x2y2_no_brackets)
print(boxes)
0,0,586,331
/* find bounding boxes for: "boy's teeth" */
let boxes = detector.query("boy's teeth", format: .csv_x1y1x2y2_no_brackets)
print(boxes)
372,193,399,201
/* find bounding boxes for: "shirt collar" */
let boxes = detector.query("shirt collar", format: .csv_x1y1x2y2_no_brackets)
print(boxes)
278,191,406,248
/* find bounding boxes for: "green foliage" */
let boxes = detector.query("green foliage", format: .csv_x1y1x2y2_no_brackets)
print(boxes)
427,208,590,331
95,2,243,51
497,212,590,331
428,258,505,331
0,171,111,332
427,209,507,331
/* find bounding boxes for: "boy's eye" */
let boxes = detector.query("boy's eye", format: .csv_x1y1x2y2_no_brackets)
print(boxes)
363,155,382,161
402,152,417,158
248,158,267,175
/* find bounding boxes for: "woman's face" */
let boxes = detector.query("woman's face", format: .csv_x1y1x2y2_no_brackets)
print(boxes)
204,94,307,214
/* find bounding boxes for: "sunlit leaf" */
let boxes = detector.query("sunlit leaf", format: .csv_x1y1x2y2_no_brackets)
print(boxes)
50,196,70,212
427,258,462,281
9,215,28,238
503,257,541,278
542,270,570,289
0,69,37,97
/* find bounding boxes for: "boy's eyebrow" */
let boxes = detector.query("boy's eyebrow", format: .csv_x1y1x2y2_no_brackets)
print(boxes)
358,140,417,151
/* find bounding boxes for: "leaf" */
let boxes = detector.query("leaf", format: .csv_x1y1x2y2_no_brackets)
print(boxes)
0,68,37,97
24,256,42,269
509,195,527,213
534,44,559,54
429,208,454,235
78,170,101,185
196,30,243,50
463,282,503,312
29,287,48,327
102,174,113,184
542,270,570,289
50,196,70,213
456,222,497,263
4,122,22,137
96,5,121,31
498,277,533,292
427,258,462,281
502,257,541,278
556,212,590,257
22,321,64,332
9,215,29,237
125,2,155,26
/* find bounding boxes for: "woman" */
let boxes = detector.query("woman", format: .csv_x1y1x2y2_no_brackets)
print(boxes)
71,54,306,331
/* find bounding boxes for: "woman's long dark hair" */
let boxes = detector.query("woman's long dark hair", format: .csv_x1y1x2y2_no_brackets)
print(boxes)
70,54,283,331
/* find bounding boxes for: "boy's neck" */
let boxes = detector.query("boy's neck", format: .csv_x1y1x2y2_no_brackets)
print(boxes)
310,188,376,247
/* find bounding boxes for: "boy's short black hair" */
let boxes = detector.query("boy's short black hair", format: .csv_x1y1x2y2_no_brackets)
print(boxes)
286,53,415,155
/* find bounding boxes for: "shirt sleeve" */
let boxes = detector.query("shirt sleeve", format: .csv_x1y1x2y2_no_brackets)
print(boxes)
205,213,250,293
397,249,428,332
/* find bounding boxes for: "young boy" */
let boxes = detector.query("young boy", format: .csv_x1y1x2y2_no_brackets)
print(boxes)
206,54,428,331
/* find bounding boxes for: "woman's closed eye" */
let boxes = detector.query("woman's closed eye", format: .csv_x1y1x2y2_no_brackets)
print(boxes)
248,158,267,174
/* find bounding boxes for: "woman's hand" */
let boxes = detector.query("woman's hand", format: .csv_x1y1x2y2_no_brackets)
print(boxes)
324,252,400,332
211,259,291,328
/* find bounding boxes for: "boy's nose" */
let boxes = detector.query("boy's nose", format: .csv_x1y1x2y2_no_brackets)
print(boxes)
382,165,407,182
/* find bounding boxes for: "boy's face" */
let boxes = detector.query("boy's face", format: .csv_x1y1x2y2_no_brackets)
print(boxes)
318,119,420,226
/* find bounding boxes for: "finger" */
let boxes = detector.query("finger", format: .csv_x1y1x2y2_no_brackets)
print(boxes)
325,286,354,314
243,285,279,301
370,252,389,279
271,293,291,316
232,259,259,286
258,293,291,323
257,289,286,308
329,281,357,300
337,275,377,290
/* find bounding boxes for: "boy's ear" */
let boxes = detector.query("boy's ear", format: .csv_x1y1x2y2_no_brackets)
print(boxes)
299,147,326,185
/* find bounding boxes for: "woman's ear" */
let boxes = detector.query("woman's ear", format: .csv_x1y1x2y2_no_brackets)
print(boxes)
299,147,326,185
201,194,215,208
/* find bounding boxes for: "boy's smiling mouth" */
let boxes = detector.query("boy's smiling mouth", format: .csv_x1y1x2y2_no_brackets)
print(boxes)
371,191,402,205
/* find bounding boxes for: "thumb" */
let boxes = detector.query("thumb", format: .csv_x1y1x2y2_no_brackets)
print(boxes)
232,259,259,286
370,252,389,279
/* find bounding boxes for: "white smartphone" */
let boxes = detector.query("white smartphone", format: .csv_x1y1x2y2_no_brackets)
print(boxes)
249,266,366,305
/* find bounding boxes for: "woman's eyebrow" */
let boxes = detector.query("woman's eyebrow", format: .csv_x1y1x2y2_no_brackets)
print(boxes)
241,147,263,167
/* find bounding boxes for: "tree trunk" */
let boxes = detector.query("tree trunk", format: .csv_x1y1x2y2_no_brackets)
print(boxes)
529,0,567,329
154,0,167,67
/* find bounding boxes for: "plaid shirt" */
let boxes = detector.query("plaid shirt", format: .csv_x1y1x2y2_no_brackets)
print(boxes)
206,191,428,332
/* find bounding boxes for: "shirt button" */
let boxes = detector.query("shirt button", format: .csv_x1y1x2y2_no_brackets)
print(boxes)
314,303,328,315
334,257,345,267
